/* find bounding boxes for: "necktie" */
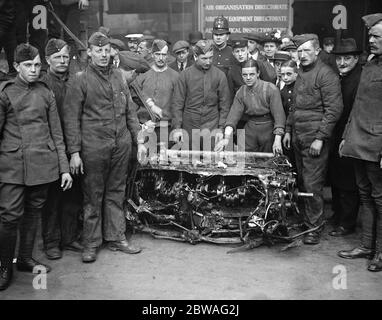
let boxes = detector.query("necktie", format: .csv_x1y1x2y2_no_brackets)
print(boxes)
180,62,184,71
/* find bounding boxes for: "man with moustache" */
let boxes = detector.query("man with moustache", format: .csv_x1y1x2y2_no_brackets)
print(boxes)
328,38,362,237
211,16,235,76
40,39,83,260
338,14,382,272
283,34,343,245
172,39,230,151
62,32,145,263
0,43,72,290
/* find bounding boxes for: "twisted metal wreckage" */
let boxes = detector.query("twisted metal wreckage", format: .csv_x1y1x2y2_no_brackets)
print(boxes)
125,145,321,253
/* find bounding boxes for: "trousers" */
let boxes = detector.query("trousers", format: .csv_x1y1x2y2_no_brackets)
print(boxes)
81,136,131,248
292,127,330,227
354,159,382,252
0,183,49,267
41,178,83,249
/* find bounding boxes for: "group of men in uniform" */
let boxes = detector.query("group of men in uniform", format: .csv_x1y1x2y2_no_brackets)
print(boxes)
1,13,382,292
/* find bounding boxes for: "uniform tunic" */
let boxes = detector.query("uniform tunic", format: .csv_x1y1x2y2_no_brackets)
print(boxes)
40,69,83,249
135,67,179,122
172,63,230,136
0,76,68,185
225,80,285,152
62,63,140,248
212,44,235,76
342,56,382,162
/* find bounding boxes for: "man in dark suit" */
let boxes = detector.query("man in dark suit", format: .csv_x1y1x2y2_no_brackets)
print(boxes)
328,38,362,237
0,43,72,290
169,40,193,73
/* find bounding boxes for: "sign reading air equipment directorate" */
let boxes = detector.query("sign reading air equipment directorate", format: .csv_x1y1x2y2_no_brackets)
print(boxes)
203,0,290,36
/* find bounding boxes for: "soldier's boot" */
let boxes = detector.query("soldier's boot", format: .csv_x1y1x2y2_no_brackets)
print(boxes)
0,224,17,291
16,209,51,273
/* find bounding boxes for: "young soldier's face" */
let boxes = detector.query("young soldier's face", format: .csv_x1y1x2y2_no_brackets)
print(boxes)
335,55,359,75
14,55,41,83
233,46,248,63
88,44,111,67
242,66,260,87
46,45,70,74
152,46,168,68
195,50,213,70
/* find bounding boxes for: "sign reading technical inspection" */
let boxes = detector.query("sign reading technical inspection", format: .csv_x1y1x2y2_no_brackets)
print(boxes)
203,0,290,35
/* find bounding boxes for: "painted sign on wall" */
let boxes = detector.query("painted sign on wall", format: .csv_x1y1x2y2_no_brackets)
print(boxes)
203,0,290,36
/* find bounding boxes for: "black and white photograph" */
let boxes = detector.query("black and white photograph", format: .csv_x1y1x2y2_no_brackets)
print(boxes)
0,0,382,307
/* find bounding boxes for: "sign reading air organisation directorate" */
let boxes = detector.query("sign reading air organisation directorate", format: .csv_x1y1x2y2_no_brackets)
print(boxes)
204,0,290,36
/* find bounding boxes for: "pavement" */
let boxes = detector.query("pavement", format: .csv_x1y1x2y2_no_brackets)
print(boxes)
1,210,381,300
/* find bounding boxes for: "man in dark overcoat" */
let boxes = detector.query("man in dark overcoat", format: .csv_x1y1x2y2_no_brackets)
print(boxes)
328,38,362,237
40,38,84,260
338,14,382,272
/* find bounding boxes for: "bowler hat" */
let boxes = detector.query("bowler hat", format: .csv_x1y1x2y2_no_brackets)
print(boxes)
189,31,204,45
332,38,362,55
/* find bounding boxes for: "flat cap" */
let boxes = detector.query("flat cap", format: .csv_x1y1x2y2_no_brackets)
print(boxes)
271,51,291,61
118,51,151,73
362,13,382,28
45,38,68,56
194,39,214,55
14,43,39,63
151,39,168,53
172,40,189,53
231,39,248,49
292,33,318,48
189,31,203,45
88,31,110,47
243,32,264,42
110,38,126,51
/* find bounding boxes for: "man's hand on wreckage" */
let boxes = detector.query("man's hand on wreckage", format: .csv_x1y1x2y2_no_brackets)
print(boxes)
137,143,147,163
309,139,323,157
70,152,84,175
172,129,184,144
61,173,73,191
